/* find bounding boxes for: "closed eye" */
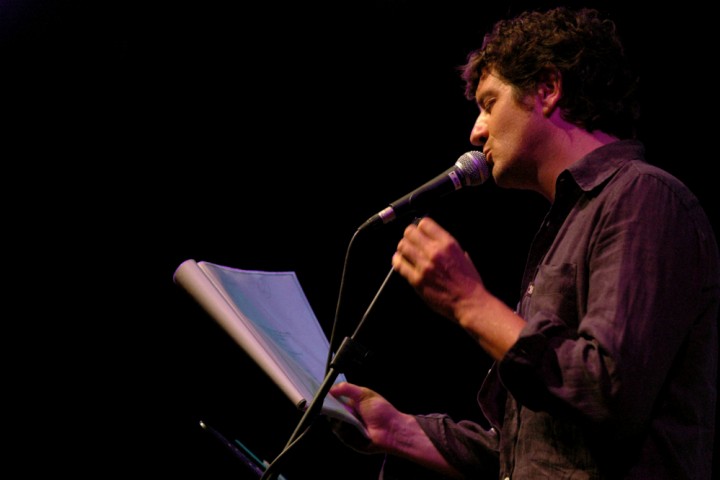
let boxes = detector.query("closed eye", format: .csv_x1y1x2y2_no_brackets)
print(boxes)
482,98,496,113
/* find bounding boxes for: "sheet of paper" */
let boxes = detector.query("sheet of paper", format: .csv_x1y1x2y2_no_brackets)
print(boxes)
175,259,365,433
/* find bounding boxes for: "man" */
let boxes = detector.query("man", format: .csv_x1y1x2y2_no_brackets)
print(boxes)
330,7,719,479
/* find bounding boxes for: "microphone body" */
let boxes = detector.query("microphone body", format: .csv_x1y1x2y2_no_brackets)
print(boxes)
359,151,489,231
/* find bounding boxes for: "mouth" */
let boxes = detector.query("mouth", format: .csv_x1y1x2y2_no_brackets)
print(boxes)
484,150,493,166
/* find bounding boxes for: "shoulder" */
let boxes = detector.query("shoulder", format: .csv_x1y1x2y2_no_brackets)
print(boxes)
616,158,699,210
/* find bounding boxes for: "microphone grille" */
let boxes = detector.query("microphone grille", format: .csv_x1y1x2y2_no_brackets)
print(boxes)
456,150,490,186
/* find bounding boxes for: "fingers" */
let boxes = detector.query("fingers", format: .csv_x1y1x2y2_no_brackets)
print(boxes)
330,381,368,412
413,216,442,236
330,381,362,399
393,217,442,281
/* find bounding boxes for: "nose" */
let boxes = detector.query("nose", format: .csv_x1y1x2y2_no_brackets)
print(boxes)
469,114,488,147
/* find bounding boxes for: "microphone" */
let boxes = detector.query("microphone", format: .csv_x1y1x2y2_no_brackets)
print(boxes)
358,150,489,231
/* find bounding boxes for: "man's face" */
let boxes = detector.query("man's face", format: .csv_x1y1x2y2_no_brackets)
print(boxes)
470,71,545,190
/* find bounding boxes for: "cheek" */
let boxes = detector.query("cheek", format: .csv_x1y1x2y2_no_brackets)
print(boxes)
489,113,515,147
491,112,532,167
496,109,533,145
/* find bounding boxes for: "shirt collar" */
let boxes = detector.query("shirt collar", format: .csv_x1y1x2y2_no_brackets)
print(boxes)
564,139,646,193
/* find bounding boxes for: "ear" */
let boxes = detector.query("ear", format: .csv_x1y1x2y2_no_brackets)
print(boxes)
537,69,562,117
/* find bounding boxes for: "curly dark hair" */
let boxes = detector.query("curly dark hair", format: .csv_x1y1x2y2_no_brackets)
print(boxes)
461,7,640,139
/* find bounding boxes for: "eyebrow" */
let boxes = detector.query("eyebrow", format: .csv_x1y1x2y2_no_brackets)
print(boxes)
475,88,494,110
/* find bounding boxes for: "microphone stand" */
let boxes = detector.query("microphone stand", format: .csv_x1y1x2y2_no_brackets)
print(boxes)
260,265,396,480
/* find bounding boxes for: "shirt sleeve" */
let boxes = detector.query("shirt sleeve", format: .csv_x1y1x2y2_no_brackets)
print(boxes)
409,413,500,478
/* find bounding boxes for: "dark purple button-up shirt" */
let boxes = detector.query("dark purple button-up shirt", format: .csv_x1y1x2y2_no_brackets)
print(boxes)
409,140,719,479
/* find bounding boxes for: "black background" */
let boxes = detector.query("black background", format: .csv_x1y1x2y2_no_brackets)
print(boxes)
4,1,717,478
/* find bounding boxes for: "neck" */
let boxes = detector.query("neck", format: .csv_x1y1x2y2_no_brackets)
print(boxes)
539,127,619,202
